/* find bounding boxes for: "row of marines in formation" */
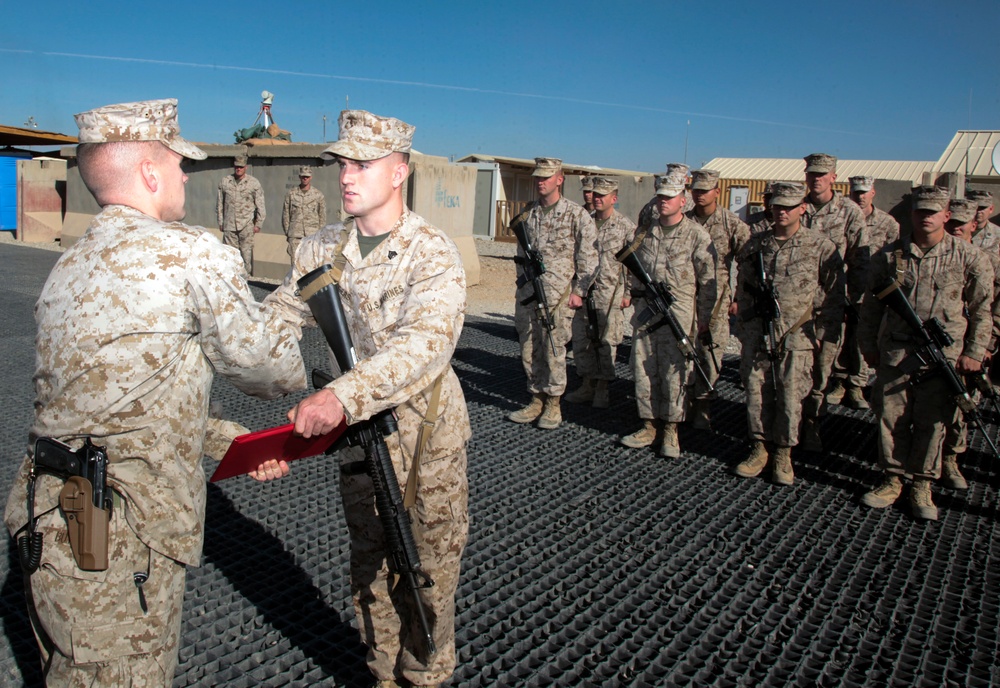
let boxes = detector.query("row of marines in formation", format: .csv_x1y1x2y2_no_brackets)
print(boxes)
505,154,1000,523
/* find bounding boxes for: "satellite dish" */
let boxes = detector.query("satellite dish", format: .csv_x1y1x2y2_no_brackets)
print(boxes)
261,91,275,106
993,139,1000,176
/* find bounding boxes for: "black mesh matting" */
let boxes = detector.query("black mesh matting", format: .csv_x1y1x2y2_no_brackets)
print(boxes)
0,243,997,687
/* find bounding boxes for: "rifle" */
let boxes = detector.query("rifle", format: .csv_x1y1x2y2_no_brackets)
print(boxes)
615,244,714,393
510,213,557,355
874,279,1000,459
966,369,1000,424
744,250,782,393
297,264,437,660
19,437,111,573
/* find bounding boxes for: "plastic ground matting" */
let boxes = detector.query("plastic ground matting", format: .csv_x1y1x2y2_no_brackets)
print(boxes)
0,242,998,687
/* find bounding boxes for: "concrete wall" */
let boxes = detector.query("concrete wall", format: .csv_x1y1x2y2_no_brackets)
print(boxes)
61,144,480,284
16,158,66,243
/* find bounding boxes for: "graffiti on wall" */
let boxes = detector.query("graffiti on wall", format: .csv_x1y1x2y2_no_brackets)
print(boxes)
435,179,461,209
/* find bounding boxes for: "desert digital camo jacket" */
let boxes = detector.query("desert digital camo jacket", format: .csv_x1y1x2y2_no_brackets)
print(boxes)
686,206,751,319
804,191,869,305
282,186,327,240
972,221,1000,253
515,196,599,303
4,205,307,566
217,174,266,232
866,207,900,251
589,209,635,319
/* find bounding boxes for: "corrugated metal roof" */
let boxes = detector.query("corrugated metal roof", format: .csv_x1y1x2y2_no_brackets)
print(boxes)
933,131,1000,177
456,154,650,178
703,158,936,184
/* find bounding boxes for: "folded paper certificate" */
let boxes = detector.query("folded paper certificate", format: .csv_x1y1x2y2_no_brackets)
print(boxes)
210,421,347,482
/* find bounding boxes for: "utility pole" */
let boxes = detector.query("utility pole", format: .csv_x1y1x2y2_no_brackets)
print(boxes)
683,120,690,164
322,114,327,143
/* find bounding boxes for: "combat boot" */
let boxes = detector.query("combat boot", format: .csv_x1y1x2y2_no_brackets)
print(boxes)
592,380,610,409
691,399,711,430
508,394,545,424
861,474,903,509
771,446,794,486
842,385,870,410
910,478,939,521
825,379,846,405
622,420,657,448
659,422,681,458
565,378,595,404
734,441,768,478
941,452,968,490
536,395,562,430
800,418,823,453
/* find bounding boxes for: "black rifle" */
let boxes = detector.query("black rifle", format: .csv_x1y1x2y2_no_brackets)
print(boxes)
874,279,1000,459
297,264,437,660
744,250,782,392
584,286,605,376
615,244,713,393
966,369,1000,424
510,213,557,355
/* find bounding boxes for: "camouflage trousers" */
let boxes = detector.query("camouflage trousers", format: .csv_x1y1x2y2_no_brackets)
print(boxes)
741,347,813,446
26,497,186,687
632,326,691,423
514,297,575,397
341,445,469,686
286,229,319,261
570,303,625,381
693,306,730,400
830,308,869,388
804,333,842,418
872,362,958,480
223,225,255,274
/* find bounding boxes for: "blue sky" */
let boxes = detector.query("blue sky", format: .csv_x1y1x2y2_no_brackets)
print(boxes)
2,1,998,173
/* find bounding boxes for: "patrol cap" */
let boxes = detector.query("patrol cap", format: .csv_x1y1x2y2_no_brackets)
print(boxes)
967,189,994,208
804,153,837,174
911,185,951,212
592,176,618,194
298,165,313,177
762,181,777,197
580,176,594,191
321,109,414,161
849,175,874,192
770,182,807,207
532,157,563,177
690,169,720,190
73,98,207,161
655,165,689,197
949,198,978,223
234,155,248,167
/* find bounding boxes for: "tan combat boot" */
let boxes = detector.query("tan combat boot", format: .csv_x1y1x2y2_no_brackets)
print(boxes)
565,378,595,404
508,393,545,424
734,441,769,478
772,446,794,486
825,379,846,405
842,385,870,410
592,380,610,409
800,418,823,453
910,478,939,521
941,452,968,490
861,474,903,508
659,422,681,458
622,420,657,448
691,399,711,430
536,395,562,430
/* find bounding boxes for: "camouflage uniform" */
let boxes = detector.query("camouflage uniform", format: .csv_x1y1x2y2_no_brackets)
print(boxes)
859,234,993,480
570,208,634,382
514,197,598,397
971,222,1000,252
802,190,869,418
628,216,717,423
686,204,751,399
265,207,470,687
865,206,901,251
217,169,266,273
735,228,844,447
4,201,306,684
282,180,327,259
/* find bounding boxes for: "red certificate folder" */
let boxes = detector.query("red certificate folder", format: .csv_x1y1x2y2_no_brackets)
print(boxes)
210,420,348,482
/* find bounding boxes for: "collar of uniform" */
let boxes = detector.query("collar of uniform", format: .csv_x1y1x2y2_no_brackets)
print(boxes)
344,208,413,266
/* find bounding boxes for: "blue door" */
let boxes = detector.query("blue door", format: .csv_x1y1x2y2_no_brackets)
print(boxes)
0,154,31,231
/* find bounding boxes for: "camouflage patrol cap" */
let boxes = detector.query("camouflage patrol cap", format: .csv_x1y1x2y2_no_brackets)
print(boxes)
911,186,951,212
763,181,777,197
949,198,978,223
234,155,248,167
321,110,414,161
690,169,720,190
74,98,207,160
655,166,688,197
849,176,874,192
580,176,594,191
592,176,618,194
532,158,563,177
298,165,313,177
770,182,807,207
804,153,837,174
967,189,994,208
